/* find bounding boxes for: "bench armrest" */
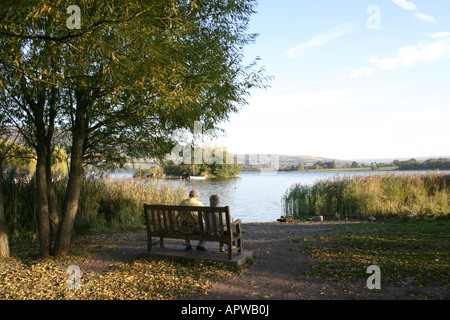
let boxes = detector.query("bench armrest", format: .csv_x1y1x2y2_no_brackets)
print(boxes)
231,219,242,226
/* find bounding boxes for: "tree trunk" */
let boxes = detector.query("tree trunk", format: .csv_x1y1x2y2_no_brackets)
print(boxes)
53,93,87,257
46,87,59,241
0,164,10,259
53,131,85,257
35,143,51,257
46,148,59,240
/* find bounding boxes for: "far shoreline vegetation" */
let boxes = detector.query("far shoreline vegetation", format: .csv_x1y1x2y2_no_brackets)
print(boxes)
124,156,450,178
276,157,450,173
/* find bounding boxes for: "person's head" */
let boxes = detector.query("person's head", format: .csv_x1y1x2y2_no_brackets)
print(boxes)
209,194,220,207
189,189,199,199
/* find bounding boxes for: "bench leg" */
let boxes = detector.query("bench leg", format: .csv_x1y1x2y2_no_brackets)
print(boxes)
237,237,242,253
147,235,152,252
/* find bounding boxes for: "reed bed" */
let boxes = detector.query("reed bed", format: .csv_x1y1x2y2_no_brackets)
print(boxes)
283,172,449,220
2,175,187,236
74,176,187,234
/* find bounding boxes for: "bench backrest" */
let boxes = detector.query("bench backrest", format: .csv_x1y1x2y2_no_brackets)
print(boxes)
143,204,232,239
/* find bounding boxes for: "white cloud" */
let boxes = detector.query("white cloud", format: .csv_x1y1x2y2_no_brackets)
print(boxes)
397,46,421,68
398,36,450,67
369,55,399,70
419,41,450,62
348,67,375,78
391,0,417,11
390,0,436,23
413,12,436,23
427,32,450,39
342,33,450,77
286,23,358,58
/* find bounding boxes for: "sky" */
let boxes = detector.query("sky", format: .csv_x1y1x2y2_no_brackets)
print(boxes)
214,0,450,161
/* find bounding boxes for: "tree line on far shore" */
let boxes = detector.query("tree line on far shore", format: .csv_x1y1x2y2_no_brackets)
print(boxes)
393,158,450,171
278,158,450,172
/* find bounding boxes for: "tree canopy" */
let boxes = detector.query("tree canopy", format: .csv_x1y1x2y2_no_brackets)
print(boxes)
0,0,270,256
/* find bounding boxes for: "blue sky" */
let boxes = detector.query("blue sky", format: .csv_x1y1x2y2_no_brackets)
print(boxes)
215,0,450,160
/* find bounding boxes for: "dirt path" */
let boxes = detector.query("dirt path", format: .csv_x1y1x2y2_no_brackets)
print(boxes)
77,222,447,300
189,222,447,300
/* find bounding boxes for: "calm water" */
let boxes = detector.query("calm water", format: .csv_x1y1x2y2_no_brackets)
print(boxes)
111,170,445,223
173,171,391,223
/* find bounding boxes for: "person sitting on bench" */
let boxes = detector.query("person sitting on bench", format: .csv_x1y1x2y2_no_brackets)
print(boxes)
179,189,206,251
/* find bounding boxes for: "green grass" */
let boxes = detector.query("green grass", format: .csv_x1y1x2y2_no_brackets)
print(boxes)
296,219,450,289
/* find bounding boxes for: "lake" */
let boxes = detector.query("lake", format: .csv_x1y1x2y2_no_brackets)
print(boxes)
111,170,447,223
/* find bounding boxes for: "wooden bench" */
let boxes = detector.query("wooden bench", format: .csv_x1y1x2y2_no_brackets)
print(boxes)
143,204,242,260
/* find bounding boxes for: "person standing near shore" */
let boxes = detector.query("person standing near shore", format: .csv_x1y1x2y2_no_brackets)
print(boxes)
179,190,206,251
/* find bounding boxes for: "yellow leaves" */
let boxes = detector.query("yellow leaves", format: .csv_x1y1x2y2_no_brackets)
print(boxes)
0,256,236,300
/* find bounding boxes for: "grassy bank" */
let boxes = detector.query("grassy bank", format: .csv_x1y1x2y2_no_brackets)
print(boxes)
283,172,449,220
295,219,449,293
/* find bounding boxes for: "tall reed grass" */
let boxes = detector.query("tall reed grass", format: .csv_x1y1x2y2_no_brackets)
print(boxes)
283,172,449,220
73,177,187,234
2,175,187,237
1,174,36,237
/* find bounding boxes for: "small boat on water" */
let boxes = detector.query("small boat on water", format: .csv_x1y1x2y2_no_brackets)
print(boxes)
189,176,206,180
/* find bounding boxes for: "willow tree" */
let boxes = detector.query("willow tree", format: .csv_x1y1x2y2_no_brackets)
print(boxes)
0,0,270,256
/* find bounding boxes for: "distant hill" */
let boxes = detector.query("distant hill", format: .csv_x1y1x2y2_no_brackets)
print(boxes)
234,154,351,168
277,154,350,167
351,156,450,164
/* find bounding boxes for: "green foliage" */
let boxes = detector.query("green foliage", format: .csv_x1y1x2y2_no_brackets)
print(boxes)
0,0,270,168
351,161,360,168
0,0,270,256
394,158,450,171
163,146,241,178
283,173,450,220
0,139,36,174
0,139,68,177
